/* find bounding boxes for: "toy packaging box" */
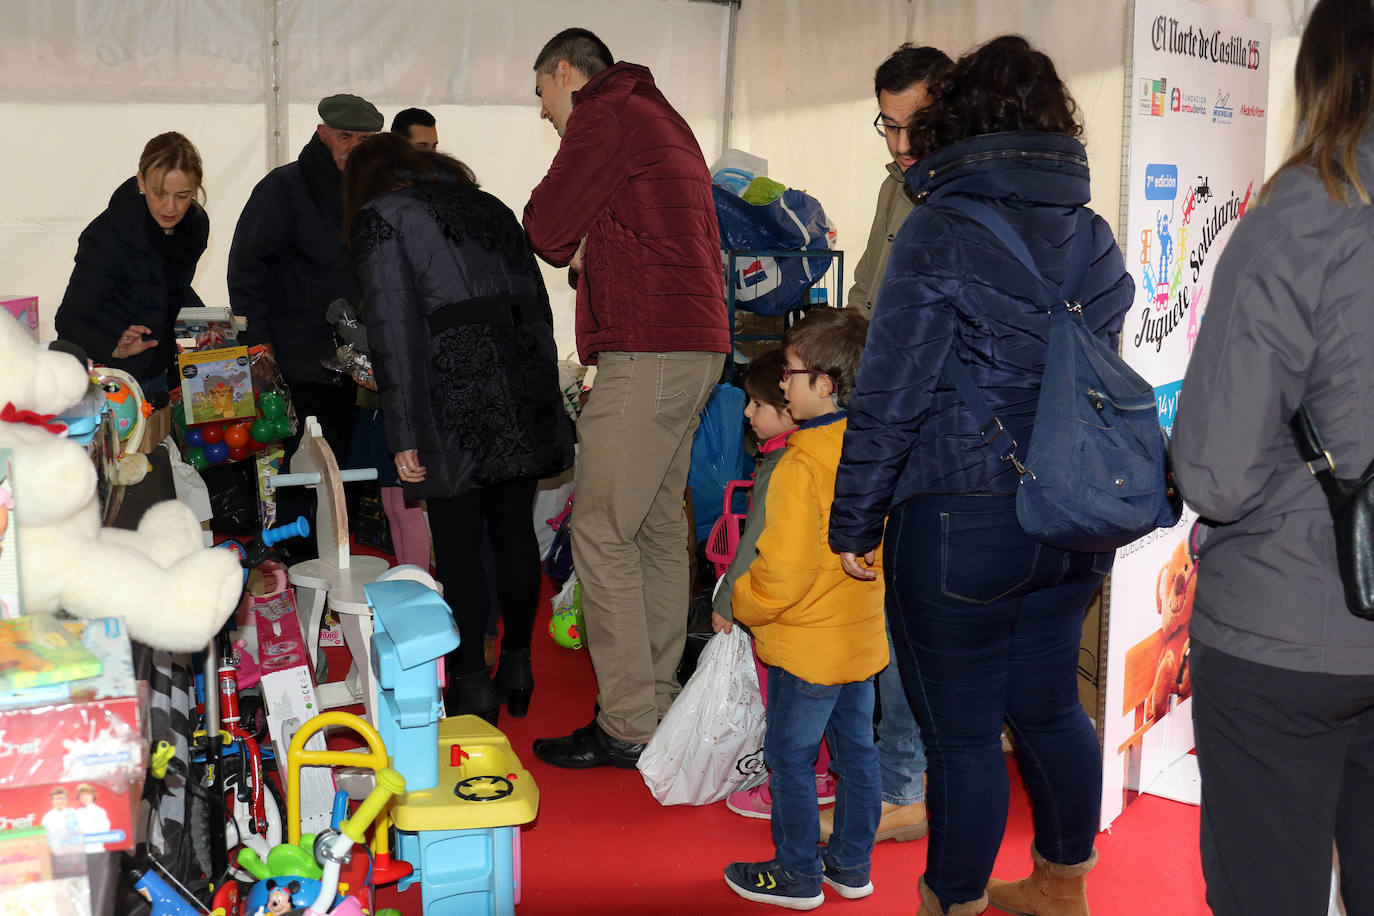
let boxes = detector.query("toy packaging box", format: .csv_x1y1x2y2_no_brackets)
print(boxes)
252,590,336,833
178,345,256,426
0,613,101,692
0,295,38,341
0,616,143,855
0,448,19,619
0,825,93,916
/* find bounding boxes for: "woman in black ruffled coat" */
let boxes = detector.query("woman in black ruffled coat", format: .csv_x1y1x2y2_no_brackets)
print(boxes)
343,132,574,723
55,132,209,392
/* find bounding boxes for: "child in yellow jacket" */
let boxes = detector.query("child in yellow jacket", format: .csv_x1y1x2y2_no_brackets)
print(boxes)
725,308,886,910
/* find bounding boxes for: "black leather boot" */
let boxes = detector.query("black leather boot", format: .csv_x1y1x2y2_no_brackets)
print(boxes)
444,667,500,726
493,648,534,717
532,718,645,769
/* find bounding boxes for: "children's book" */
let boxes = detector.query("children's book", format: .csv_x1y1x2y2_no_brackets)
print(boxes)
174,305,246,352
0,614,101,692
177,346,256,426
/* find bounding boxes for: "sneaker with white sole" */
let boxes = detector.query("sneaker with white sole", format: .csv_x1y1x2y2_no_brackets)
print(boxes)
815,772,837,805
726,782,774,819
821,855,874,899
724,859,824,910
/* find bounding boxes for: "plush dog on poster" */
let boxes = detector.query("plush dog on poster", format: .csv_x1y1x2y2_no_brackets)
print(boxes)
0,317,239,651
1146,539,1197,720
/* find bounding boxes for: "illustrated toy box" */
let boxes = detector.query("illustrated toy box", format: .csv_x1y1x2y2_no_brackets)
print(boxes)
178,345,256,426
0,295,38,341
252,590,335,833
0,617,143,853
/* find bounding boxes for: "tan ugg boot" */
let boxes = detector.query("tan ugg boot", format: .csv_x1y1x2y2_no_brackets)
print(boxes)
985,844,1097,916
819,800,928,844
917,876,988,916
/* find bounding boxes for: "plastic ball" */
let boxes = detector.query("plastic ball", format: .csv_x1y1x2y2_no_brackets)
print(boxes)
259,391,286,419
251,418,276,442
227,445,250,462
204,441,230,464
184,446,208,470
183,427,205,448
271,415,293,439
247,435,269,451
200,424,225,445
549,584,584,650
224,423,251,448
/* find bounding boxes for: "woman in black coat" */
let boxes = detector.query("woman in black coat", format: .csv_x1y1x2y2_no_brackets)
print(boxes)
55,132,209,393
343,132,574,723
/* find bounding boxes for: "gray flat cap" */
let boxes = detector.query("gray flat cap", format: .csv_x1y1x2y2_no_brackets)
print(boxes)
318,94,383,132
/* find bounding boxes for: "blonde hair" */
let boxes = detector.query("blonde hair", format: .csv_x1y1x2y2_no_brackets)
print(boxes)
139,132,206,205
1265,0,1374,205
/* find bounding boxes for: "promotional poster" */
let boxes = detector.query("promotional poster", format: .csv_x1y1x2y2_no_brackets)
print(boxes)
1102,0,1271,829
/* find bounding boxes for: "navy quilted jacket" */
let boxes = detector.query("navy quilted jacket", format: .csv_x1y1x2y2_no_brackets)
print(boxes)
830,131,1134,555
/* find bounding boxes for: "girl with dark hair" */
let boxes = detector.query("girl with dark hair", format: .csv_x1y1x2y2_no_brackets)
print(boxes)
1173,1,1374,913
830,35,1133,916
55,132,209,393
343,132,574,723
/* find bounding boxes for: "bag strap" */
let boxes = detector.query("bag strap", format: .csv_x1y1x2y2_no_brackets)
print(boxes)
938,198,1095,470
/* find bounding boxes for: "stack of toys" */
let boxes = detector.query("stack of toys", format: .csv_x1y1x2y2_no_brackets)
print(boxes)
173,345,298,471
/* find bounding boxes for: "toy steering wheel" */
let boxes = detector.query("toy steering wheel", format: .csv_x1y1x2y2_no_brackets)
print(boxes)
453,775,514,802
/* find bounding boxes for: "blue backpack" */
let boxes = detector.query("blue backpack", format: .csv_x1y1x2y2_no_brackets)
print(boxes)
940,197,1180,553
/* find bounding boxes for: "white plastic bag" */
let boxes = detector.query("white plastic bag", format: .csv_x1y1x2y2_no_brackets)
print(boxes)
637,626,767,806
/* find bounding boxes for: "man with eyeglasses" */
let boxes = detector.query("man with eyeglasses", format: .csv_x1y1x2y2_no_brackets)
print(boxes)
821,43,950,852
847,45,952,317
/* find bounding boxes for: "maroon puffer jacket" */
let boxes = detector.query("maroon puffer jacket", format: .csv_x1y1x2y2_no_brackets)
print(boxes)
523,62,729,365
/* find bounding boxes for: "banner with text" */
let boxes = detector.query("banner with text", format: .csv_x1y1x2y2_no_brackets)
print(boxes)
1102,0,1270,829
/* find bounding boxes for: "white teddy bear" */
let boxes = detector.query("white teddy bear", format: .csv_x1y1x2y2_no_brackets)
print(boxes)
0,316,241,651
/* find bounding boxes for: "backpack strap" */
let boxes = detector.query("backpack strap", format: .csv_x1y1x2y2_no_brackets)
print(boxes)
937,199,1096,470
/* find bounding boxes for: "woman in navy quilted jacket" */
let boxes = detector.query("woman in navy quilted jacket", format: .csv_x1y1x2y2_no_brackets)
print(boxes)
342,133,574,724
829,36,1133,916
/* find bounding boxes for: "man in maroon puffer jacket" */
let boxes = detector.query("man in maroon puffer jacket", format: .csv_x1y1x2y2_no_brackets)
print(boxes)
524,27,728,769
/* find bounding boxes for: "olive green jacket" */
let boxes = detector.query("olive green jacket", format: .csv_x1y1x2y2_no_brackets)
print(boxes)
846,161,916,316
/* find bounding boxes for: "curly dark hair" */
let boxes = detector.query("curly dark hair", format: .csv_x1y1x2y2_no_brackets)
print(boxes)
907,35,1082,163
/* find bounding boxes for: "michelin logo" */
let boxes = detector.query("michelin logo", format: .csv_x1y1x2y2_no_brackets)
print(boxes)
1144,164,1179,201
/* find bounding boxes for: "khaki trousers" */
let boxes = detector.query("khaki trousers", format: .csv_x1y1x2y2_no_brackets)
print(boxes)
571,350,724,743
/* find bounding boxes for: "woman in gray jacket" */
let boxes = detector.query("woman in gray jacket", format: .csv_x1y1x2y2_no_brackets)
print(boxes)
1172,1,1374,913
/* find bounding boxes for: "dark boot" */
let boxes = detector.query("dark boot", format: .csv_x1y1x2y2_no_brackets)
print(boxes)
532,718,645,769
444,667,500,726
985,844,1096,916
493,648,534,717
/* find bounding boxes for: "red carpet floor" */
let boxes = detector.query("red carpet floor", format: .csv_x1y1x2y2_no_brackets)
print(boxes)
321,575,1209,915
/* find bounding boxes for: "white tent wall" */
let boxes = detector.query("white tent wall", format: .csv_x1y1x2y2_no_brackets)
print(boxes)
0,0,731,360
0,0,1314,356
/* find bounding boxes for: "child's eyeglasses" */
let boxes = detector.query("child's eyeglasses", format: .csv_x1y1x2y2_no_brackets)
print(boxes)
780,367,826,380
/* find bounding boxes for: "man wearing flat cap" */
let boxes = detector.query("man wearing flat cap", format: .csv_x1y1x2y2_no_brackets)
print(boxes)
228,93,383,468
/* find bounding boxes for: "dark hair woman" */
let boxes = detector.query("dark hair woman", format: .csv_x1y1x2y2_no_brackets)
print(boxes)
55,132,209,393
829,35,1133,916
1173,1,1374,913
343,132,574,723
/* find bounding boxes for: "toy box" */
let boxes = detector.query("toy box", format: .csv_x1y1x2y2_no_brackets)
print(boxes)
0,295,38,341
0,449,19,619
0,826,94,916
0,617,142,854
252,590,335,833
178,345,255,426
0,613,101,692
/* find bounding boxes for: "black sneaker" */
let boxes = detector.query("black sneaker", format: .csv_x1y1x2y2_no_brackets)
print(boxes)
724,860,824,910
821,855,874,900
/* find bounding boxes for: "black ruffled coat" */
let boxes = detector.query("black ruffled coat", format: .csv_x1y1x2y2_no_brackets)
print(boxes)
350,177,574,498
55,176,208,380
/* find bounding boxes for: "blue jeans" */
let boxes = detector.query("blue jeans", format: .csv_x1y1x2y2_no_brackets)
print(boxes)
877,619,927,805
765,666,881,877
885,494,1109,908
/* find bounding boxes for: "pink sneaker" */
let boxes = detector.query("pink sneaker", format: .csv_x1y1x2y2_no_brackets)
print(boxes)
816,772,837,805
726,782,773,819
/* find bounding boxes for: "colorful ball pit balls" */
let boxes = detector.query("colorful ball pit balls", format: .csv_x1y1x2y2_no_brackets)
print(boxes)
251,418,277,443
200,424,225,445
224,423,251,449
228,445,251,462
185,446,209,471
184,427,205,449
259,391,286,420
271,415,293,439
204,441,230,464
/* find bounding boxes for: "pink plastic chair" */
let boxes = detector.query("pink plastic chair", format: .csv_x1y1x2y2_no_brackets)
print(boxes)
704,480,754,576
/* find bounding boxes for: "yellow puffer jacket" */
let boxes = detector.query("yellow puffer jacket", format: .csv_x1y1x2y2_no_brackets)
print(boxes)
732,413,887,686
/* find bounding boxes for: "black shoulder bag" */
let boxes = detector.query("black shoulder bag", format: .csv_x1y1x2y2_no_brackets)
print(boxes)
1290,404,1374,619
